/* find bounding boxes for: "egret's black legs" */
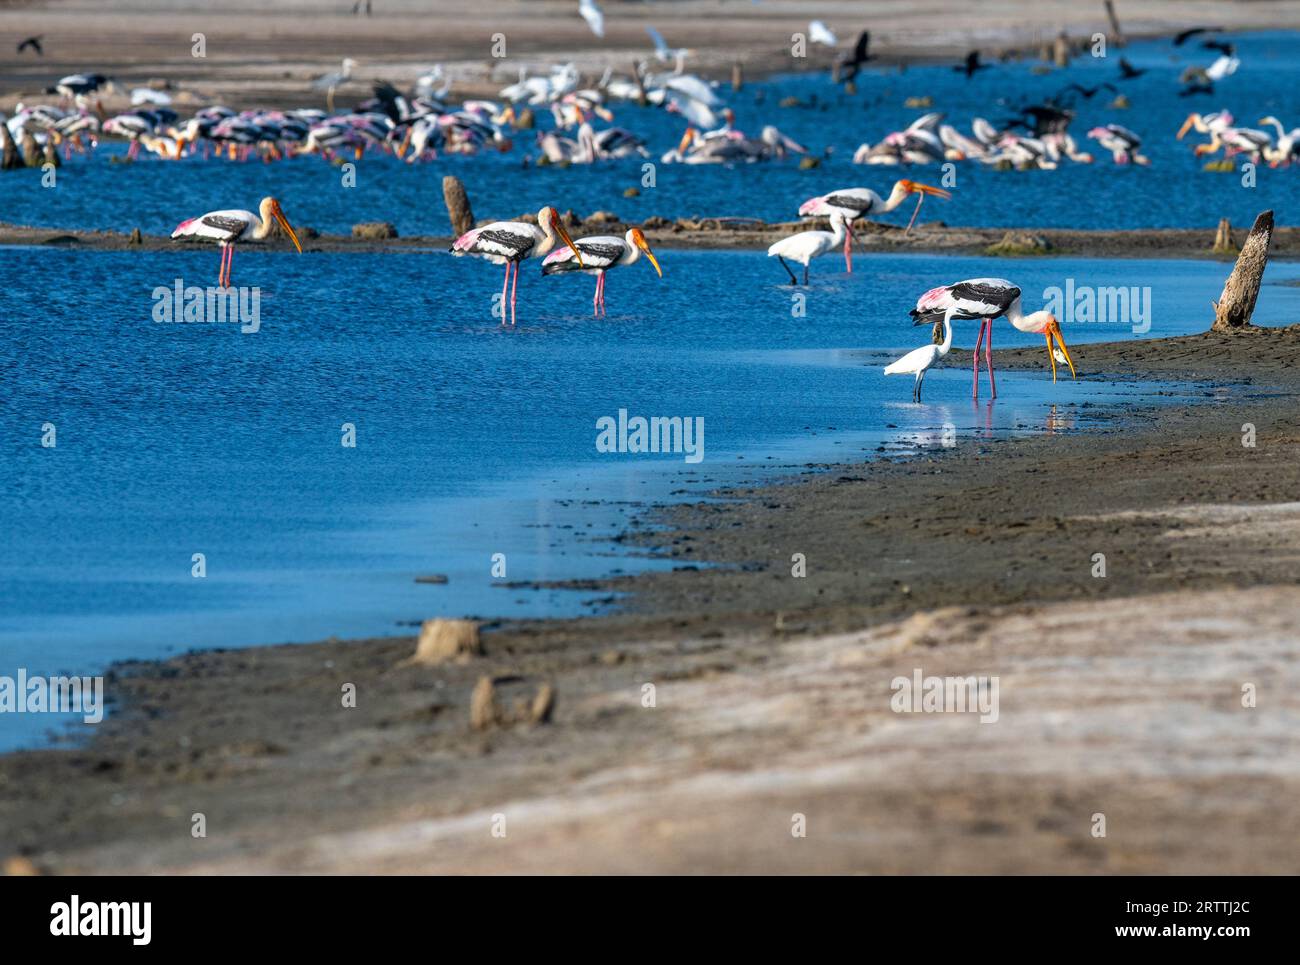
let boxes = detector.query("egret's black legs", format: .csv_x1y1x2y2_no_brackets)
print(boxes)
803,265,810,286
777,255,798,285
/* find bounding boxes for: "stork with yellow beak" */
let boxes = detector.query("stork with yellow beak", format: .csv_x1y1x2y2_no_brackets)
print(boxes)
170,196,303,289
541,226,663,316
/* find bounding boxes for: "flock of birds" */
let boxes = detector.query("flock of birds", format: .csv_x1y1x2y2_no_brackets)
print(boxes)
6,22,1295,403
4,24,1300,173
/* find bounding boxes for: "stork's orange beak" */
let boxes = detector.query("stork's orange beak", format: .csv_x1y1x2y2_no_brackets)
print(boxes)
635,234,662,277
902,180,952,200
272,203,303,253
555,220,584,267
1046,320,1076,382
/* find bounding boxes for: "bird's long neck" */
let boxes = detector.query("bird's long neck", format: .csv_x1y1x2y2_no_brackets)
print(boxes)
253,213,273,240
1008,299,1052,333
938,310,954,354
827,218,847,246
880,185,907,212
535,220,557,256
621,234,641,267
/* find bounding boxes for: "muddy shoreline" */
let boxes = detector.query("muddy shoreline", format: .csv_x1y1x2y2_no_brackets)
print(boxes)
3,324,1300,874
6,218,1300,260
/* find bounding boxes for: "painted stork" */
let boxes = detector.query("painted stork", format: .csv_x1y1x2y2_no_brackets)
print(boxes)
767,211,852,285
885,307,954,402
798,180,951,270
170,197,303,288
908,278,1075,399
541,227,663,316
1086,124,1149,164
450,206,584,325
1261,116,1300,166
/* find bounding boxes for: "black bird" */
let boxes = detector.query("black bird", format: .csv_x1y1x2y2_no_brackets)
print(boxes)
1202,39,1236,56
1059,82,1117,101
835,31,873,88
955,50,990,79
1117,57,1145,79
16,35,43,55
1173,26,1222,46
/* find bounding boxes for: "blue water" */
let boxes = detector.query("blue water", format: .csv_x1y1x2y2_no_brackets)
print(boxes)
2,32,1299,234
4,247,1300,726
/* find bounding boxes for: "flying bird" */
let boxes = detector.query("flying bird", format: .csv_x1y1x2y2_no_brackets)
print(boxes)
1117,57,1145,79
16,35,43,55
646,26,689,63
955,51,990,79
1173,27,1222,46
836,31,873,88
1202,38,1236,56
579,0,605,38
170,197,304,289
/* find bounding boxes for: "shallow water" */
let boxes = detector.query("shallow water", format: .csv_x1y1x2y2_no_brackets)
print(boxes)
2,32,1299,235
5,245,1300,731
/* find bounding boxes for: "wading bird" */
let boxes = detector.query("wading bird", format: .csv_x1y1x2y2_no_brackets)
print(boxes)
170,196,304,288
908,278,1075,399
1087,124,1148,164
835,30,873,91
767,211,852,285
798,180,951,270
450,206,584,325
541,227,663,316
885,307,954,402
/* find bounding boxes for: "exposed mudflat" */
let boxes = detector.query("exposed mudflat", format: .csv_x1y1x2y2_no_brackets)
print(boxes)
3,326,1300,874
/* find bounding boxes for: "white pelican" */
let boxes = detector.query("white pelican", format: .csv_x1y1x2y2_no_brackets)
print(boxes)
909,278,1075,399
798,180,951,270
541,227,662,316
1260,116,1300,165
449,206,584,325
885,308,954,402
1086,124,1148,165
170,197,303,288
767,211,852,285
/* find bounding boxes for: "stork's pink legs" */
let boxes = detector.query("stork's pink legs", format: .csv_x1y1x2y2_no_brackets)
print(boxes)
593,272,607,315
844,231,852,273
218,244,233,288
971,319,997,399
516,261,523,324
226,244,236,288
500,261,510,324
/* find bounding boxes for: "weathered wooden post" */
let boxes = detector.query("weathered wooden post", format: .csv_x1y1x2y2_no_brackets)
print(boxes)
1212,210,1273,332
0,124,22,170
731,63,743,92
1211,218,1236,254
442,175,475,237
1104,0,1128,47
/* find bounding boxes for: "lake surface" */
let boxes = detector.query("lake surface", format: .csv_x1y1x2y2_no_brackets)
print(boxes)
1,32,1299,235
5,247,1300,749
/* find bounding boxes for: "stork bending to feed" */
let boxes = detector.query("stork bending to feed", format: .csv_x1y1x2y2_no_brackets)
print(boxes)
767,211,852,285
798,180,951,271
541,227,662,316
170,196,303,288
450,206,584,325
908,278,1076,400
885,307,954,402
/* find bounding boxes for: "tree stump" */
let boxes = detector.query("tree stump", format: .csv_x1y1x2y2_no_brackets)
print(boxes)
1104,0,1128,48
442,175,475,238
19,130,41,167
1212,210,1273,333
731,63,743,92
0,125,22,170
1211,218,1236,254
43,138,61,168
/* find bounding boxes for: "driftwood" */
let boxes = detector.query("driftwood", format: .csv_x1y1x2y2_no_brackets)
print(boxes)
1104,0,1127,47
442,175,475,237
1212,210,1273,332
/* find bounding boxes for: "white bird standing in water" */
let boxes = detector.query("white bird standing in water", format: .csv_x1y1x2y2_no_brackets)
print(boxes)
170,196,303,288
885,308,954,402
579,0,605,38
767,211,852,285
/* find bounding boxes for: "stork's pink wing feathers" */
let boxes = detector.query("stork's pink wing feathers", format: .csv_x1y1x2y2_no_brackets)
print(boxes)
451,227,484,252
915,285,955,311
